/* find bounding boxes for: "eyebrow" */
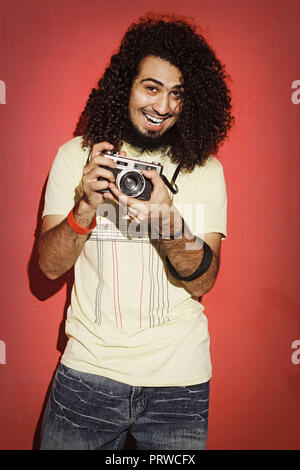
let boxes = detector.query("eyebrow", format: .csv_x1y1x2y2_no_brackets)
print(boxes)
140,77,184,90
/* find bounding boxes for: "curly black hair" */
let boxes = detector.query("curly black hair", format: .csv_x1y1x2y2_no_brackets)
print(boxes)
80,13,234,171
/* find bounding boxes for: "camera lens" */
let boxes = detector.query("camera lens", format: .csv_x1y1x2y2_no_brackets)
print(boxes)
118,170,145,197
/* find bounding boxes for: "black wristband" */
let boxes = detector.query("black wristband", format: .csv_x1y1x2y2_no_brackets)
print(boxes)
165,240,213,281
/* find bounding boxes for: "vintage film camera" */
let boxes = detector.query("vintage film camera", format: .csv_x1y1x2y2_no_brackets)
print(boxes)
97,151,163,201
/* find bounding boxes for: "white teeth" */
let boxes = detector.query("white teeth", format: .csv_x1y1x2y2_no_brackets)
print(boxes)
144,113,164,125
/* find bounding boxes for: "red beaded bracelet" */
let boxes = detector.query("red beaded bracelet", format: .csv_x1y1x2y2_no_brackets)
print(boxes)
67,208,96,235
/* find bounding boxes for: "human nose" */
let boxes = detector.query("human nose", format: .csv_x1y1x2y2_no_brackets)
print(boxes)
152,93,171,116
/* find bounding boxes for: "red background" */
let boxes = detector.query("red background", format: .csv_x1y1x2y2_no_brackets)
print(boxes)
0,0,299,450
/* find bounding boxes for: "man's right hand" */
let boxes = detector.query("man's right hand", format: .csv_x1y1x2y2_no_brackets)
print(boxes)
81,141,117,211
38,141,120,279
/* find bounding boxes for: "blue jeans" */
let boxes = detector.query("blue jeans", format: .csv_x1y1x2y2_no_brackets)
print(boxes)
40,363,209,450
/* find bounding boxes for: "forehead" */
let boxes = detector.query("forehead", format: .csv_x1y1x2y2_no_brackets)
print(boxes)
136,55,183,87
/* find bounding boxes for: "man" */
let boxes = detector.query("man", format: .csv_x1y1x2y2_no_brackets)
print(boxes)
38,14,233,450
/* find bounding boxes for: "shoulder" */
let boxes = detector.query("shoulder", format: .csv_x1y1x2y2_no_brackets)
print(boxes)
58,136,88,157
194,156,225,187
194,156,224,176
48,136,90,182
53,136,90,170
180,156,225,186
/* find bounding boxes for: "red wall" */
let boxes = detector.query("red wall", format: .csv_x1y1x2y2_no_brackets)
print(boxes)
0,0,299,450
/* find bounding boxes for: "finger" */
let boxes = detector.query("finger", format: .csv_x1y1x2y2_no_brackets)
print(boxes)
128,207,146,222
109,183,143,208
141,169,160,180
108,183,135,206
128,214,141,225
137,212,146,222
108,184,149,217
102,192,118,204
108,184,132,213
84,155,117,175
85,167,116,183
88,179,110,192
91,155,117,167
129,200,149,218
91,142,114,156
108,182,124,199
128,207,138,216
141,169,163,188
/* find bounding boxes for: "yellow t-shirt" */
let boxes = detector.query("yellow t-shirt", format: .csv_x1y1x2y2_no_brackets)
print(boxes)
43,136,227,386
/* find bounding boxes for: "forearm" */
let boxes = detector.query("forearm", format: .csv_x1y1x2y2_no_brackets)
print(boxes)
161,236,219,297
159,208,219,297
38,200,96,279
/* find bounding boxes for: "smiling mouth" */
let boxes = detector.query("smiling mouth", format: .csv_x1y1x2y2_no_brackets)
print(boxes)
142,112,168,129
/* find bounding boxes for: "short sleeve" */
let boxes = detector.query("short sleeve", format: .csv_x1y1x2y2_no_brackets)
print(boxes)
42,138,88,217
197,157,227,239
174,156,227,240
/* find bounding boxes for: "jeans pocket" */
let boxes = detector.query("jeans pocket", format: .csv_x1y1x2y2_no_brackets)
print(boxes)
50,363,130,431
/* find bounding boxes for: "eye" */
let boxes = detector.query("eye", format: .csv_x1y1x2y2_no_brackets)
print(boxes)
172,90,183,99
146,86,158,93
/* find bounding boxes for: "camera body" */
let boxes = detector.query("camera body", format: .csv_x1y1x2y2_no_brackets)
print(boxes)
97,151,163,201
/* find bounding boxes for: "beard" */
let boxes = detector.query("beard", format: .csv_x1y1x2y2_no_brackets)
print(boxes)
121,116,178,153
